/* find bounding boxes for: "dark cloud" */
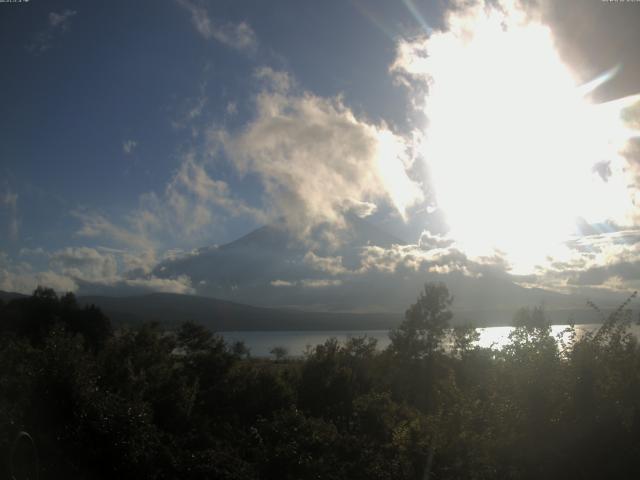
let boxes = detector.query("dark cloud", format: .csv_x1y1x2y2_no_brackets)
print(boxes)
568,260,640,287
542,0,640,100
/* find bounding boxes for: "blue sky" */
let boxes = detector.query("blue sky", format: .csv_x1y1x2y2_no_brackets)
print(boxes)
2,0,640,301
1,0,434,249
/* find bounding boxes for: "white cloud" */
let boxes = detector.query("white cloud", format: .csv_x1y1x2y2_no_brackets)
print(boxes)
270,279,294,287
0,246,194,296
304,252,347,276
254,66,293,92
73,210,154,251
123,139,138,154
524,229,640,293
418,230,454,249
50,247,119,283
2,270,78,295
120,274,196,295
176,0,257,51
269,278,342,288
75,65,422,258
121,248,159,276
345,241,489,278
0,253,77,294
28,10,77,54
347,200,378,218
300,234,491,282
300,279,342,288
217,68,423,237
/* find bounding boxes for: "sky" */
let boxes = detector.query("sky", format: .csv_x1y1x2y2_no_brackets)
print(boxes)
2,0,640,301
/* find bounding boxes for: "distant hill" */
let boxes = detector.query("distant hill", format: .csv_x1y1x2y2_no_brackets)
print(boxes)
78,293,611,329
1,289,614,330
0,290,27,303
78,292,403,331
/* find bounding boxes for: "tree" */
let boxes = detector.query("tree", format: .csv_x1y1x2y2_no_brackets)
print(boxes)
231,340,251,359
1,288,111,351
270,346,288,362
513,305,548,329
389,282,453,359
176,321,216,353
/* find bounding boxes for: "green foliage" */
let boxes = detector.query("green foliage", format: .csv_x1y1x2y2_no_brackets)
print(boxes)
3,286,640,479
389,282,453,359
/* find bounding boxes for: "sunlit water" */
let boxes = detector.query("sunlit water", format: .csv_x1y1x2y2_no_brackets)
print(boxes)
222,324,640,358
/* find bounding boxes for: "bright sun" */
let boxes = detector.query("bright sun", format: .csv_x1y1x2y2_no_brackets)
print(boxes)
414,3,640,273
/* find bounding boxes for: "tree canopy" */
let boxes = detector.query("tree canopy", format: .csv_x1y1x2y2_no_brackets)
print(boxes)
1,284,640,479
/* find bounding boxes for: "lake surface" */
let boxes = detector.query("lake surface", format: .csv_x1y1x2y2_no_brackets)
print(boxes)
222,324,640,358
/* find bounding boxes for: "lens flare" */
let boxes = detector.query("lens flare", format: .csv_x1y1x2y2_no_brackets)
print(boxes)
407,3,640,273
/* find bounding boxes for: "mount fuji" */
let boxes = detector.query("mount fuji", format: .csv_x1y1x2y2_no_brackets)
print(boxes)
152,216,593,325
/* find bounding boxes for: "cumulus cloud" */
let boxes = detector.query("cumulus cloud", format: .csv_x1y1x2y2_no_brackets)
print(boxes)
355,243,472,276
0,246,194,296
303,252,347,276
526,229,640,293
418,230,454,249
301,231,499,282
176,0,257,51
0,269,78,295
57,245,194,295
73,65,423,264
0,252,77,294
50,247,119,283
347,200,378,218
216,67,423,237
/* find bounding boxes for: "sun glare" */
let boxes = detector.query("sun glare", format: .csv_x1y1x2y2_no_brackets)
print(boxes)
419,5,640,272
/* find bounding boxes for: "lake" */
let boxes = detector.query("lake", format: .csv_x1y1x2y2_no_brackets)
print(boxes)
221,323,639,357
